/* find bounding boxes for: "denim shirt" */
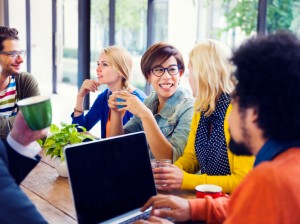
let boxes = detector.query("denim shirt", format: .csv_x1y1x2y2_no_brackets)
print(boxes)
124,87,195,162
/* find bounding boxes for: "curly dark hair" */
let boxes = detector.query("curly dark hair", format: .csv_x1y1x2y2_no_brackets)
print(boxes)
0,26,19,51
231,31,300,142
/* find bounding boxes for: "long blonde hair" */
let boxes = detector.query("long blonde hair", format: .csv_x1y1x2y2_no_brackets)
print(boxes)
102,46,132,90
189,39,234,116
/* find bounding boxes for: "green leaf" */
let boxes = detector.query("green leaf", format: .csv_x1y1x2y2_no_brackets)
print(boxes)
50,124,60,134
37,139,43,146
38,123,96,161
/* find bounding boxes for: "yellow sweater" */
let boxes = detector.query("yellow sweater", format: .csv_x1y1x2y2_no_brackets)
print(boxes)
174,104,255,193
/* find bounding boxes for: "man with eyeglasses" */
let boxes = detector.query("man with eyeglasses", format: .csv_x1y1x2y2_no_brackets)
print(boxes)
0,26,40,139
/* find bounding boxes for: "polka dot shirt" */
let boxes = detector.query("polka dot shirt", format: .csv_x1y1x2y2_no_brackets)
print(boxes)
195,93,231,176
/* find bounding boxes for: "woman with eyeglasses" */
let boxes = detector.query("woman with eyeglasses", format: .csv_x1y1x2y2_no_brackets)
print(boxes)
152,40,255,194
108,42,194,161
71,46,147,138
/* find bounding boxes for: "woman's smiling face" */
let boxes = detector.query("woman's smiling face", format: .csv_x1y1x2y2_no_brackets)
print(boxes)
147,56,182,103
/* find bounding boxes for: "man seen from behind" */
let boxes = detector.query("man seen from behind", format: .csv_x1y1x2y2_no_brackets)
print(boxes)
136,31,300,223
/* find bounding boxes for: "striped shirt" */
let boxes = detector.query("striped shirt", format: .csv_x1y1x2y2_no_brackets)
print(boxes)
0,76,17,118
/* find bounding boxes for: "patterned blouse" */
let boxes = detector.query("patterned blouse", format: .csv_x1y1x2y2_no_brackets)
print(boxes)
195,93,231,175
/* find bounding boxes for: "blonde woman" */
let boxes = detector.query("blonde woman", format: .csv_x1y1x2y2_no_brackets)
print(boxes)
153,40,255,193
71,46,146,138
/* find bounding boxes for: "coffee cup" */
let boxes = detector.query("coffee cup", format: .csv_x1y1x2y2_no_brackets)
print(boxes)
17,95,52,130
116,97,126,108
195,184,228,199
116,90,140,109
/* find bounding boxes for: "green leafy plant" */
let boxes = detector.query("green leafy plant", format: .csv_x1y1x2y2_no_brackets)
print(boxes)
38,123,95,161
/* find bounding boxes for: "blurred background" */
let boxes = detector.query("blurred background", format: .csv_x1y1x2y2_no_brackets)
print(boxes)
0,0,299,136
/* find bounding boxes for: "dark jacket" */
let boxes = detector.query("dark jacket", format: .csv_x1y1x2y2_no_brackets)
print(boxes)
0,140,47,223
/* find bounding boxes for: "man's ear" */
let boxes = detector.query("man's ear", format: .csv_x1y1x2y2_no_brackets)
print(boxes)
249,107,259,124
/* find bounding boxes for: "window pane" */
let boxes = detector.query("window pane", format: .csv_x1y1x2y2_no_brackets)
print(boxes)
267,0,300,35
7,0,27,71
62,0,78,86
90,0,109,94
115,0,148,91
90,0,109,115
152,0,168,43
30,0,53,95
154,0,256,91
219,0,257,47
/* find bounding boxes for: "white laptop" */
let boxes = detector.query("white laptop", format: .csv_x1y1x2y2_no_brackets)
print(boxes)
65,131,157,224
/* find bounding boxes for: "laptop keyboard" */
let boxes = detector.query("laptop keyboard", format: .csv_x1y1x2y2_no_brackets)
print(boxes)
119,210,151,224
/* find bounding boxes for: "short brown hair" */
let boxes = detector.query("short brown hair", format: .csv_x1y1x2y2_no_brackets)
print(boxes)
0,26,19,51
140,42,185,80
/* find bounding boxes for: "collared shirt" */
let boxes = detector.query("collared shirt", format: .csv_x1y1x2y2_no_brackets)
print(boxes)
254,139,300,166
6,133,41,159
124,87,194,162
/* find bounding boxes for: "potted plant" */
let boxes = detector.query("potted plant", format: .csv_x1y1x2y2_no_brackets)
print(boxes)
38,123,95,177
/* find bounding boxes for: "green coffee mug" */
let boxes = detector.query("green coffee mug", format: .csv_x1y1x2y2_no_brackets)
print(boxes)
17,95,52,130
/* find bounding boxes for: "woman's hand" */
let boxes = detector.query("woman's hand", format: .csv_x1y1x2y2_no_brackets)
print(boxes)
77,79,100,97
153,165,184,191
111,91,150,118
108,91,121,112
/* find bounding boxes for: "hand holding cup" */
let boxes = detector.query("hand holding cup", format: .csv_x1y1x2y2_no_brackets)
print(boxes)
17,95,52,130
151,159,171,188
151,161,184,191
10,111,48,146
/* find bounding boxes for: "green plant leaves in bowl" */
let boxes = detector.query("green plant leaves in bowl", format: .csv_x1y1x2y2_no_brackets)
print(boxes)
38,123,95,161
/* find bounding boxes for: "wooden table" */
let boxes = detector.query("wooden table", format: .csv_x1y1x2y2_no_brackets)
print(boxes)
21,152,77,223
21,152,196,224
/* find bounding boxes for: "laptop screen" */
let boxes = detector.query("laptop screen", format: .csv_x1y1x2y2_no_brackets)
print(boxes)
65,132,157,224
